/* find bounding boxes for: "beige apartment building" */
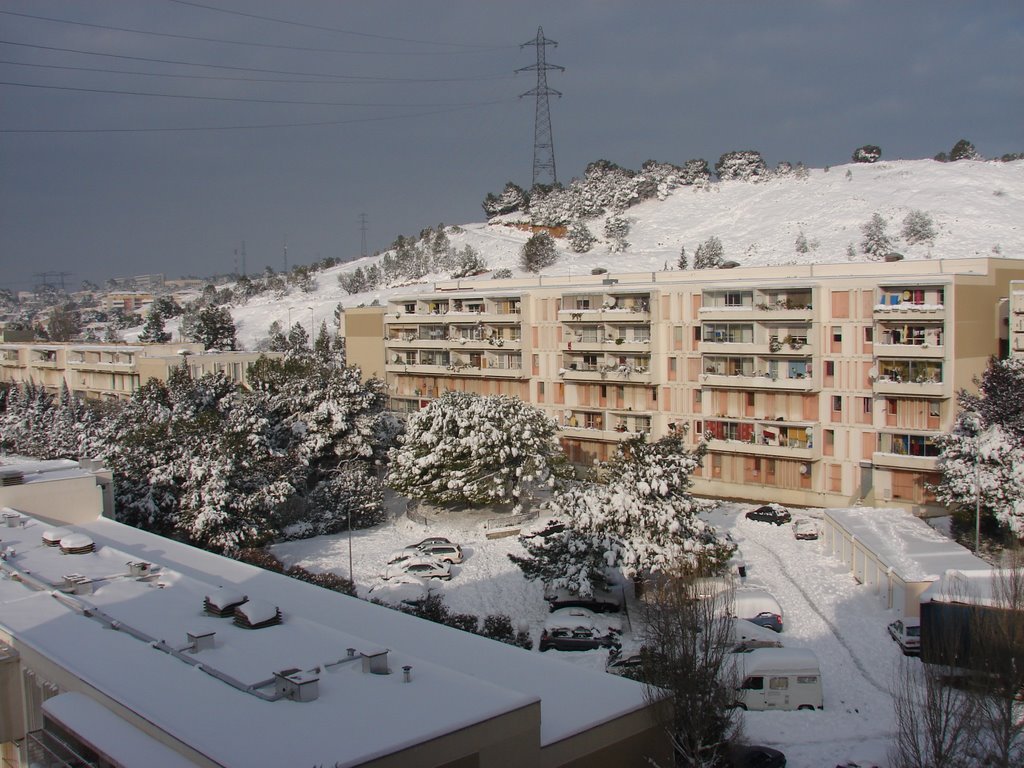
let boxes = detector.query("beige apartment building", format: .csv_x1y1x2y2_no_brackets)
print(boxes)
0,343,278,400
345,257,1024,516
1011,280,1024,359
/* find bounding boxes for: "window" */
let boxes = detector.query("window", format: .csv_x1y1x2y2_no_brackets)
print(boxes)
746,392,755,407
863,397,872,414
742,677,764,690
769,677,790,690
651,387,658,402
825,361,835,376
824,429,835,456
832,395,842,412
864,327,874,343
694,390,703,404
537,381,545,401
796,676,818,685
887,398,897,416
832,327,843,343
929,401,940,418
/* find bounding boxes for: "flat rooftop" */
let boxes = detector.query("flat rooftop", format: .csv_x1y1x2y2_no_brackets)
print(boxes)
0,508,650,767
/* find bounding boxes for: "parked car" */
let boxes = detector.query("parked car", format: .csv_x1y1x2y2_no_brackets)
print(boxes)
606,650,644,670
745,504,792,525
544,586,623,614
536,622,622,651
727,744,787,768
519,518,567,540
418,543,464,564
386,549,419,565
792,518,820,540
404,537,453,550
383,556,452,581
734,588,784,633
546,606,623,635
887,618,921,655
367,575,434,607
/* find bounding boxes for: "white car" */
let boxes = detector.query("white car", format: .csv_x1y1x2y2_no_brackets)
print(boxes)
545,606,623,636
383,556,452,581
887,618,921,655
792,518,821,540
367,575,435,607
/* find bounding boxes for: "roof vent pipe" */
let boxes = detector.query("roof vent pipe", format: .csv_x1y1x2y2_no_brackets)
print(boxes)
187,631,215,652
402,665,412,683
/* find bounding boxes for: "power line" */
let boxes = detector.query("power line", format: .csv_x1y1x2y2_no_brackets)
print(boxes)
0,40,514,82
0,9,509,56
0,57,514,86
164,0,513,50
0,100,507,134
0,79,509,109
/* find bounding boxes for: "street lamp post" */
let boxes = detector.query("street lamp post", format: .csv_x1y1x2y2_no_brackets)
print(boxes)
974,447,982,555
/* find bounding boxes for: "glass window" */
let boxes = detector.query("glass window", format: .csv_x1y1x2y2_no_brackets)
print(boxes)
832,327,843,342
796,676,818,685
769,677,789,690
832,395,842,412
742,676,764,690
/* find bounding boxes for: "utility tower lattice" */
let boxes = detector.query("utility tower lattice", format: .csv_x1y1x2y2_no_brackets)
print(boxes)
358,213,368,258
517,27,563,188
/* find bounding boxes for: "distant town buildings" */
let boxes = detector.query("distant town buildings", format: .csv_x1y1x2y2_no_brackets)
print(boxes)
342,256,1024,516
0,343,278,399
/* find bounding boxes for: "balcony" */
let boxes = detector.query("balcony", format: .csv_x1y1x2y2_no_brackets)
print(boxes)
699,372,817,391
559,424,646,443
872,377,946,398
873,303,945,320
872,342,945,359
558,306,650,324
871,452,939,472
707,438,818,462
560,364,652,384
563,338,650,354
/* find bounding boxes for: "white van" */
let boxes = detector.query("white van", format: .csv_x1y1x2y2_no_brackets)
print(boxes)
736,648,823,711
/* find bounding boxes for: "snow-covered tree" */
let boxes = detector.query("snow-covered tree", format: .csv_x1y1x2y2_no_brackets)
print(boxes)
387,391,566,512
902,209,936,245
714,150,768,181
604,215,630,253
694,236,724,269
510,435,733,596
677,245,688,270
567,221,596,253
189,306,237,350
520,232,558,273
482,182,529,218
795,230,810,254
950,138,981,162
860,212,892,259
852,145,882,163
138,310,171,343
932,358,1024,538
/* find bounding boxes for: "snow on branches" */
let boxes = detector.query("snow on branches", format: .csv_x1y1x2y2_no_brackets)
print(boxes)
933,358,1024,537
510,435,734,596
386,391,565,511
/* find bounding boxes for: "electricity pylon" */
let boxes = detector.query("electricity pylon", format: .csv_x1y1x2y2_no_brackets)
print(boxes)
517,27,563,188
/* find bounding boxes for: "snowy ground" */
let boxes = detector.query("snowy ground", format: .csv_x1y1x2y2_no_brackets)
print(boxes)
272,500,918,768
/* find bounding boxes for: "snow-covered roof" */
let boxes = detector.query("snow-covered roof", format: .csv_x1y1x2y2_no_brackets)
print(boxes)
824,507,990,582
919,568,1018,607
0,511,651,767
0,458,94,484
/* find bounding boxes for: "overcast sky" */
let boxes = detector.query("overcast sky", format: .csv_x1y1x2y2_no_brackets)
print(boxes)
1,1,1022,291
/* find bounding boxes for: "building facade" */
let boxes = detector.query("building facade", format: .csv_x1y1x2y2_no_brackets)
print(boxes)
0,343,279,400
347,257,1024,515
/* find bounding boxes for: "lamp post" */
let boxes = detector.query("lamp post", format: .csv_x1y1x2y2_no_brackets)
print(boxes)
974,450,981,555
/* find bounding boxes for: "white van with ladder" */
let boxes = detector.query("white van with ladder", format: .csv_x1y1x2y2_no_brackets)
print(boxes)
736,648,823,711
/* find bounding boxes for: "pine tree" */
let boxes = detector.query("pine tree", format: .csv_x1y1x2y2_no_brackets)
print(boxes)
139,310,171,343
860,213,892,259
190,306,237,350
677,245,688,270
567,221,596,253
902,210,937,245
932,357,1024,539
694,236,724,269
519,232,558,273
388,391,567,511
510,435,734,595
950,138,981,162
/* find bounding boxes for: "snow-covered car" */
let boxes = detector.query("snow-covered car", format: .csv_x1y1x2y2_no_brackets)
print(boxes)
544,587,623,614
519,518,567,540
539,619,621,652
404,537,453,551
734,588,784,633
545,606,622,636
606,650,644,670
383,556,452,581
887,618,920,655
417,543,463,564
745,503,792,525
367,575,434,607
727,744,786,768
792,518,821,540
386,549,419,565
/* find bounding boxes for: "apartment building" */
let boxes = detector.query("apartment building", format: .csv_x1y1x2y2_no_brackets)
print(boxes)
1011,280,1024,359
0,459,667,767
0,343,279,400
352,257,1024,516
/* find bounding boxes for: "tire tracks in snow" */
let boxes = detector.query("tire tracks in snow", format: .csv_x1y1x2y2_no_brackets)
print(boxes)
741,534,891,696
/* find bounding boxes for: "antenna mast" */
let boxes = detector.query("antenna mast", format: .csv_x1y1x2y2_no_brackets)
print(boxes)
517,27,563,188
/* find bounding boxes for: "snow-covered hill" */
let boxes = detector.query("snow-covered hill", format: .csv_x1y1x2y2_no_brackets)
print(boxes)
167,158,1023,349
